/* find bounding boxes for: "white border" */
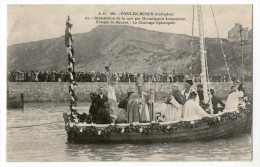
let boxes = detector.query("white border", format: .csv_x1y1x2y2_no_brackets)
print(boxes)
1,0,259,167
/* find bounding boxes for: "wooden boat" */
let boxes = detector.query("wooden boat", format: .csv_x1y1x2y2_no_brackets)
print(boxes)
63,102,252,144
7,93,24,109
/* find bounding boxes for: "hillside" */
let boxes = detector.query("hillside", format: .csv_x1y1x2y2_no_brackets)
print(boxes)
7,25,253,75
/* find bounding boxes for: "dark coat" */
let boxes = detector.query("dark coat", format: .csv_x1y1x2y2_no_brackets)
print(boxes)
118,98,128,110
172,90,185,105
211,95,225,114
89,101,97,122
197,90,204,103
95,107,112,124
93,94,108,111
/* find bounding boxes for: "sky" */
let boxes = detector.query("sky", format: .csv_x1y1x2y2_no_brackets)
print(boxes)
7,4,252,46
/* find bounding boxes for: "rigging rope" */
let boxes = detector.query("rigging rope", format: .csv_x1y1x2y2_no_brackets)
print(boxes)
190,5,195,78
210,5,232,82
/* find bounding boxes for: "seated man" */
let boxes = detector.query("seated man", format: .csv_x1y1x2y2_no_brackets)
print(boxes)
182,92,210,120
210,89,225,114
223,85,244,112
95,102,113,124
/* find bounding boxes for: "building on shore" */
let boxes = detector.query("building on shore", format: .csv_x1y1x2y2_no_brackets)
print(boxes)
228,23,250,42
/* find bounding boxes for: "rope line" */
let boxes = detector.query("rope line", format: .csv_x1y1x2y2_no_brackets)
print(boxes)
7,121,61,129
210,5,231,82
190,5,195,77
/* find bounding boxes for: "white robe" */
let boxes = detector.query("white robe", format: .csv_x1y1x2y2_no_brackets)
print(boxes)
182,99,209,120
181,88,200,104
224,91,244,112
160,97,183,121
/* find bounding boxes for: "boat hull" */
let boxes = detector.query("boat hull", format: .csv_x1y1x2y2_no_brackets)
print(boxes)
7,93,24,109
63,110,252,144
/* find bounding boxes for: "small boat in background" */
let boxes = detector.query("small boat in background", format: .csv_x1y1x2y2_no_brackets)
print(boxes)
7,93,24,109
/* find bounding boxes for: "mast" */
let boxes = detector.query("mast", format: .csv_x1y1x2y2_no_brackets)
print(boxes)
197,5,209,104
65,16,78,116
239,25,244,81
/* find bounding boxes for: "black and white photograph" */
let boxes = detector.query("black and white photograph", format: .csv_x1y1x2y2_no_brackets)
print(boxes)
1,1,259,164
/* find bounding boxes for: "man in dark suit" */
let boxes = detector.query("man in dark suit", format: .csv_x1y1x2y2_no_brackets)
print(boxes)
210,89,225,114
93,87,108,113
89,92,97,122
95,102,113,124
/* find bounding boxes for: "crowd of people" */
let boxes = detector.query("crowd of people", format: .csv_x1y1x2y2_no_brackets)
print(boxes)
86,79,246,124
70,64,247,125
8,70,252,83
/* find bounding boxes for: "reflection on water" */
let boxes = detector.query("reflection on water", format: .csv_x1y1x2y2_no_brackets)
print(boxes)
7,102,252,161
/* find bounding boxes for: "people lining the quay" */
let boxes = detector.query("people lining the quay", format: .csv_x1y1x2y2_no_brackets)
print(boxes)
8,70,252,83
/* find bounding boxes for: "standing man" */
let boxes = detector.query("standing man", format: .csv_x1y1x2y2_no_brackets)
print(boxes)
196,84,204,104
93,87,108,112
210,89,225,114
89,92,97,122
136,73,144,96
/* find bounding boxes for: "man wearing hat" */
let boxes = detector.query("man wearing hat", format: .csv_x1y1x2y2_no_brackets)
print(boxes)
181,80,199,104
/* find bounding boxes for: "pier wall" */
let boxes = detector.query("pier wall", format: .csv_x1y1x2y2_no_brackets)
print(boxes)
8,82,253,102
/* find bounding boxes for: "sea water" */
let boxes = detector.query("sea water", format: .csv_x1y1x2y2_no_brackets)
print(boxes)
6,102,252,161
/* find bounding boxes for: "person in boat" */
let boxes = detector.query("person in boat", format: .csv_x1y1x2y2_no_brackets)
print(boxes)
127,91,151,123
172,85,185,105
127,93,142,123
93,87,108,113
105,64,117,105
181,80,199,104
196,84,204,104
210,89,225,114
196,84,209,110
182,92,210,120
95,102,113,124
104,64,128,122
118,91,134,110
136,73,144,96
89,92,97,122
160,96,181,121
223,84,244,112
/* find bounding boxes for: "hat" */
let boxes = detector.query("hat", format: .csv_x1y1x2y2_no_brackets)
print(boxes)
186,80,193,85
127,91,134,97
197,83,203,88
105,66,110,70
